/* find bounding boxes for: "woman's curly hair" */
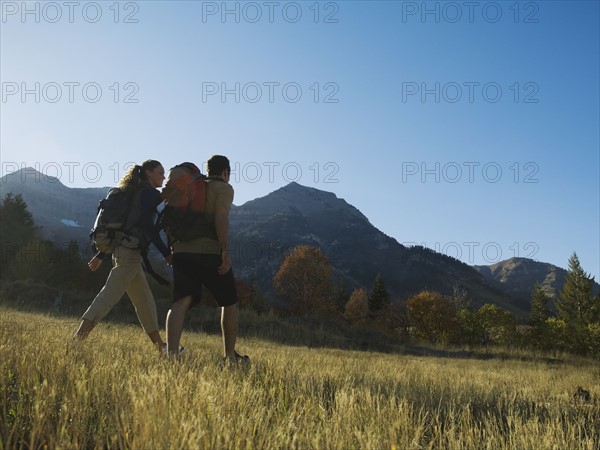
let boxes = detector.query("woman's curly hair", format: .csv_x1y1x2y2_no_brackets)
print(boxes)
118,160,161,190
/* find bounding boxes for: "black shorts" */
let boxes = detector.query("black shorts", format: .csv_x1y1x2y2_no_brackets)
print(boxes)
172,253,238,307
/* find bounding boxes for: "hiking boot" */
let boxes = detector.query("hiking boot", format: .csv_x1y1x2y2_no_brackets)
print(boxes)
224,351,250,367
162,344,185,357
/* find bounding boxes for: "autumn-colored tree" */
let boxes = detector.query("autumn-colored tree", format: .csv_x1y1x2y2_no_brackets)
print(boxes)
235,278,269,313
236,278,253,309
406,290,459,344
372,301,408,338
344,288,368,325
273,245,334,315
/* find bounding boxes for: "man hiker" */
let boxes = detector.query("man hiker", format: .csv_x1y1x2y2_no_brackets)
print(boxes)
165,155,248,364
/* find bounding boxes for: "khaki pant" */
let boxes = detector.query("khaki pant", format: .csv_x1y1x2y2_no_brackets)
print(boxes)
82,246,159,334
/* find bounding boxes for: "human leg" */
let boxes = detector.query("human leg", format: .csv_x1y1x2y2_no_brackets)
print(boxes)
74,318,96,339
166,295,192,356
165,253,205,356
199,256,247,363
126,264,164,351
77,249,138,338
221,303,239,360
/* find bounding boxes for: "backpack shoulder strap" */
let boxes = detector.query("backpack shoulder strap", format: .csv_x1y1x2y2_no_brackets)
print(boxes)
122,188,146,232
140,248,170,286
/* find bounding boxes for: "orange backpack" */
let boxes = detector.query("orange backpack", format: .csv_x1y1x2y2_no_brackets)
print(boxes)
159,162,213,242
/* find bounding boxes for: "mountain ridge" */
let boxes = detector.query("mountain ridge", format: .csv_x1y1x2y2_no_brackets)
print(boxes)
1,168,108,244
475,257,600,304
2,168,586,317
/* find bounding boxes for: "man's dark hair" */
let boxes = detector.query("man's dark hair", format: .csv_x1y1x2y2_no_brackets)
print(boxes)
207,155,231,177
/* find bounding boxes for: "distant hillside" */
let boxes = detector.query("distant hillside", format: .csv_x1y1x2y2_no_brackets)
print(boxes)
229,182,522,314
0,168,107,248
3,169,577,318
475,257,600,307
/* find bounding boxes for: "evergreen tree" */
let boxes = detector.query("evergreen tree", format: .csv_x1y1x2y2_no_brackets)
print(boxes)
368,274,391,314
555,253,600,354
528,282,551,349
0,193,37,244
556,253,598,327
529,282,550,326
334,279,349,312
0,193,39,279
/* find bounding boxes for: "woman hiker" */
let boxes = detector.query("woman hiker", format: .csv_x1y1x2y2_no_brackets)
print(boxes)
74,160,172,352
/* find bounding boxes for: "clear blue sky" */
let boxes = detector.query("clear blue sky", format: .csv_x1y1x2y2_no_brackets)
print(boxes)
1,1,599,278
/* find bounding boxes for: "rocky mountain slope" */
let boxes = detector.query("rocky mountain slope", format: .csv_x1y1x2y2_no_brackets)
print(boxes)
4,169,587,317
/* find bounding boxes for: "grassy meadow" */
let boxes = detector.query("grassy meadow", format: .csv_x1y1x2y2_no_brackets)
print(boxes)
1,307,599,449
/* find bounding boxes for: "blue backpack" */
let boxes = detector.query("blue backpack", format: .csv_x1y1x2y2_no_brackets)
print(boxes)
90,187,142,253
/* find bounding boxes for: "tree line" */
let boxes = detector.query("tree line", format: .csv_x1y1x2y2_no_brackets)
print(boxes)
0,193,101,290
267,244,600,357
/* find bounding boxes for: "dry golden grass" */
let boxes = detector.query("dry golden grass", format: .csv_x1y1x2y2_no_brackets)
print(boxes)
1,307,599,449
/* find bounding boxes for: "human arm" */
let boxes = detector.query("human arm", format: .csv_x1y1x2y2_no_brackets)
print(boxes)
215,206,231,274
214,183,234,275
